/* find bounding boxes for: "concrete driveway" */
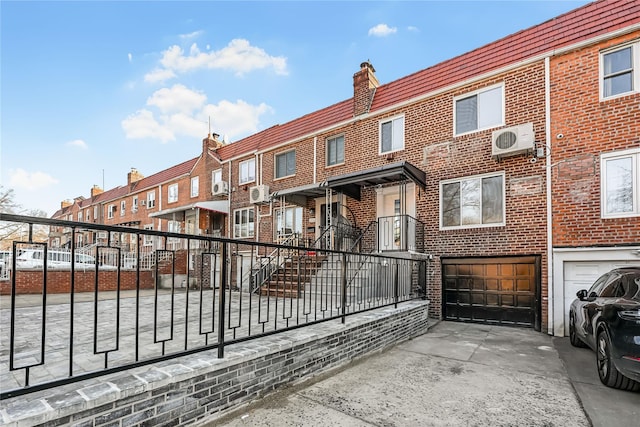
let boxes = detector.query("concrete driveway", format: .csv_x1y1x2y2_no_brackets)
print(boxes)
203,321,591,426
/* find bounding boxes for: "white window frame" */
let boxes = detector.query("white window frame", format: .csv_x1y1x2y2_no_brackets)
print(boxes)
168,183,178,203
233,207,255,239
239,158,256,185
120,200,126,216
132,196,138,212
212,169,222,188
147,191,156,208
93,206,98,220
379,114,405,154
78,211,83,222
600,41,639,100
326,134,345,167
439,171,506,230
85,208,90,220
454,83,504,136
601,148,640,218
275,150,296,179
143,224,154,246
191,176,199,198
107,205,115,219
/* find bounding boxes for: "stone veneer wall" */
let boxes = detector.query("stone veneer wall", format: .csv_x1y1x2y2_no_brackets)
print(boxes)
1,300,430,427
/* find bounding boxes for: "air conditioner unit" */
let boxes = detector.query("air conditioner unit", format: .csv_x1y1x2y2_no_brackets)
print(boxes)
139,200,146,206
491,123,535,159
212,181,229,196
249,184,270,204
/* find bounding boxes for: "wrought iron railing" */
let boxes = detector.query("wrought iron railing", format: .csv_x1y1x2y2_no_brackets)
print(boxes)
0,213,426,399
377,214,425,253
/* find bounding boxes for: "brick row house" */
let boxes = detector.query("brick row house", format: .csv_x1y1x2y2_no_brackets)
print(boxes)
52,0,640,335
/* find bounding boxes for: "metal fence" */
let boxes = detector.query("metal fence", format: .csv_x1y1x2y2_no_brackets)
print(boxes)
0,213,426,399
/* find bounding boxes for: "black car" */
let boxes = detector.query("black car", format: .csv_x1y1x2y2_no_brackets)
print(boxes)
569,266,640,391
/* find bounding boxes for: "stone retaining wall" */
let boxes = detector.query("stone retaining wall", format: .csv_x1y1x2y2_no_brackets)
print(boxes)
0,300,430,427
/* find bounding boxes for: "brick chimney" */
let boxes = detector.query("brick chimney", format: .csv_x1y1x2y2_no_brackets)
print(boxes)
61,200,72,209
90,185,104,197
127,168,144,185
353,61,379,117
203,132,224,153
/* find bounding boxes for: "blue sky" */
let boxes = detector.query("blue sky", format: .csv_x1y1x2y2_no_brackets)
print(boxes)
1,0,591,216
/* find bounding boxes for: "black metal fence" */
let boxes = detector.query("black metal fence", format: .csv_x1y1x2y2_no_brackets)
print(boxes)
0,213,426,399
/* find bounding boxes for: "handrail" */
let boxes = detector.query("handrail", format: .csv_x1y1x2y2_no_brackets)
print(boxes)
347,220,378,288
249,233,299,293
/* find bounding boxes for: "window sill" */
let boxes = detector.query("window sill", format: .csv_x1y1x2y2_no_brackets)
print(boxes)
274,174,296,182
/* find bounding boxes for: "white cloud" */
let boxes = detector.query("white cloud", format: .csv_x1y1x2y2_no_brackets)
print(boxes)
146,84,206,114
9,168,59,191
128,53,132,62
368,24,397,37
202,100,273,141
121,109,176,143
144,68,177,83
144,38,288,83
66,139,88,149
407,26,419,33
179,30,204,40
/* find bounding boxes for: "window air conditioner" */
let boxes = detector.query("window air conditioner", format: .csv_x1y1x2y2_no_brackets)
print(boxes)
491,123,535,159
140,200,146,206
212,181,229,196
249,185,270,204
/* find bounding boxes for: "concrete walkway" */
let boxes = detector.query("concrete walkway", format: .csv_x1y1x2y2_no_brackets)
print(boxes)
203,321,591,427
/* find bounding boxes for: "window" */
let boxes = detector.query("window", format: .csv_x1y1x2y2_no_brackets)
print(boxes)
168,184,178,203
233,207,255,238
601,148,639,218
143,224,153,246
147,191,156,208
93,206,98,219
212,169,222,188
275,206,303,238
275,150,296,179
379,115,404,154
132,196,138,212
85,209,90,220
191,176,199,197
454,84,504,135
120,200,126,216
239,158,255,184
78,211,83,222
601,42,639,99
107,205,115,219
327,135,345,166
440,172,505,229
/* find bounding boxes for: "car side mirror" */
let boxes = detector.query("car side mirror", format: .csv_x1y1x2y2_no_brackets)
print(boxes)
576,289,588,300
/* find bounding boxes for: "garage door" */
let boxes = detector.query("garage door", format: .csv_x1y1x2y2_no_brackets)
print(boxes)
563,260,640,335
443,256,540,329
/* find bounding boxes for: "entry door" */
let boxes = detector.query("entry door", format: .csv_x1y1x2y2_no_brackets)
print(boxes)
378,195,401,251
376,184,416,251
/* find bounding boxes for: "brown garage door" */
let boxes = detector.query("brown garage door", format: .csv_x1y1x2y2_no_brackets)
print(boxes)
442,256,540,330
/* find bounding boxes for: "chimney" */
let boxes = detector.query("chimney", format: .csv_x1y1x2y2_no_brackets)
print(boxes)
353,61,379,117
61,200,72,209
127,168,144,185
91,185,104,197
203,132,224,153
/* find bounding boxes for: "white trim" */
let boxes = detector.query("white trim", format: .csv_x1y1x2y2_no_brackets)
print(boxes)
439,171,506,230
551,246,640,336
544,56,554,335
599,40,640,102
600,147,640,218
238,158,256,185
274,149,296,180
453,83,505,137
378,114,405,155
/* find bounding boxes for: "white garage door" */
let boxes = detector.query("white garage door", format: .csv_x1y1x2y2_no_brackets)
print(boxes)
563,260,640,335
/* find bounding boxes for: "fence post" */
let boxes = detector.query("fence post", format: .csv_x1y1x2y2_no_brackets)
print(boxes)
394,261,399,308
217,242,228,358
341,253,347,324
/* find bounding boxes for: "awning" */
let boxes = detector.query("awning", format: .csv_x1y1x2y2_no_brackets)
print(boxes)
150,200,229,220
270,182,327,207
326,161,426,200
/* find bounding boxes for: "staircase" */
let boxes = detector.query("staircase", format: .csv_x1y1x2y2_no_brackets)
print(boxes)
259,254,326,298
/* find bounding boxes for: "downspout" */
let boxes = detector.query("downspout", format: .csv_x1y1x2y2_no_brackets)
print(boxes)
545,56,554,336
227,161,232,238
158,184,162,231
313,136,317,184
256,153,261,243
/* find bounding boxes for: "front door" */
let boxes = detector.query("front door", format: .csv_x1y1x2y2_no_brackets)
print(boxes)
376,183,416,251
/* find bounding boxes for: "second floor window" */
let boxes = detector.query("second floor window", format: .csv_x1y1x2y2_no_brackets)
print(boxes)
132,196,138,212
147,191,156,208
191,176,199,197
120,201,126,216
601,42,638,98
275,150,296,179
78,211,83,222
440,172,505,229
212,169,222,186
601,148,639,218
455,84,503,135
239,158,255,185
93,206,98,220
168,184,178,203
379,115,404,154
327,135,344,166
107,205,115,219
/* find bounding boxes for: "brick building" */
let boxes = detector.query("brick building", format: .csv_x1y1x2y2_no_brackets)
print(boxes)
51,0,640,335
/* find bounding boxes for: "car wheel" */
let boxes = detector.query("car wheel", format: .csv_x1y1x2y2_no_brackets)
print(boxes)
569,315,587,348
596,328,640,391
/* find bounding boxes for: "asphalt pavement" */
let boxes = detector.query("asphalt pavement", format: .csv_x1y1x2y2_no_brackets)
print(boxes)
199,321,632,427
